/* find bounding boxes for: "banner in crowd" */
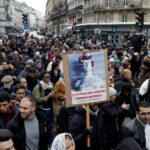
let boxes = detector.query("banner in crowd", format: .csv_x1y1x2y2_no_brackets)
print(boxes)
63,50,109,107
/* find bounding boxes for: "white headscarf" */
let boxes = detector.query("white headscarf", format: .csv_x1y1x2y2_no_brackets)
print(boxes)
51,133,75,150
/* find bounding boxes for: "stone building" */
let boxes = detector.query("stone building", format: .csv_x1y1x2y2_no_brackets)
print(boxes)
78,0,150,43
45,0,53,32
48,0,68,34
0,0,15,33
46,0,150,43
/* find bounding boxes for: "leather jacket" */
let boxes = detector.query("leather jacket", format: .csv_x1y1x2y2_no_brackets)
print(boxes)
121,118,147,149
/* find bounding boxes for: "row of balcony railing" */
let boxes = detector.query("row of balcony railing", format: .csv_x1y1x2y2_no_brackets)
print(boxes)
84,1,142,13
50,1,144,20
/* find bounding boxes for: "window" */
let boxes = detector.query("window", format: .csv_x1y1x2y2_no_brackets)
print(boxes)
106,0,110,8
106,13,110,22
122,13,127,22
114,0,119,5
123,0,128,6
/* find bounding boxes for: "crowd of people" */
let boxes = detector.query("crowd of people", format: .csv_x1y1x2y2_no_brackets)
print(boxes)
0,32,150,150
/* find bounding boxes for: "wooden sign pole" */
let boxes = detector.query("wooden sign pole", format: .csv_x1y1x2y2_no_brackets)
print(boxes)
86,105,90,148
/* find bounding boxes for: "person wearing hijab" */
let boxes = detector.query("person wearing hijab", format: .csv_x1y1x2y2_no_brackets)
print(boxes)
51,133,75,150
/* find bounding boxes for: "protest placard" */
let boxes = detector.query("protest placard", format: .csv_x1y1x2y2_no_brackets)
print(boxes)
63,50,109,107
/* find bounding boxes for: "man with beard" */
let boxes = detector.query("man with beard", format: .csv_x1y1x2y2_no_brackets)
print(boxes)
6,96,48,150
0,91,19,128
0,75,14,95
122,101,150,150
0,59,14,77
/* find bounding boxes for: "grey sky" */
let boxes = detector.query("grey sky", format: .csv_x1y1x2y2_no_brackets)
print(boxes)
16,0,47,16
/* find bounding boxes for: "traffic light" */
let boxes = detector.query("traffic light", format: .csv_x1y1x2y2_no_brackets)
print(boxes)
135,12,144,31
22,14,28,24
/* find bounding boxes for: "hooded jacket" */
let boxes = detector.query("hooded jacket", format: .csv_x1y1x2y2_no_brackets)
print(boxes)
121,118,147,149
0,102,19,128
68,107,105,150
115,137,143,150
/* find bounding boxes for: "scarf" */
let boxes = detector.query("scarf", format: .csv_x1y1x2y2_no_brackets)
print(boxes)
82,105,99,116
136,116,150,150
40,80,53,90
51,133,75,150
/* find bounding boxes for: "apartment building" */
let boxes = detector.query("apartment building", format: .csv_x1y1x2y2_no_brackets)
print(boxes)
46,0,150,43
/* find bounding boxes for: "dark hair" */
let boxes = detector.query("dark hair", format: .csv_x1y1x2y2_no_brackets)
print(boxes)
121,83,131,92
10,60,17,68
0,92,10,103
28,67,36,73
22,95,36,106
52,62,59,71
136,101,150,112
142,60,150,68
39,71,50,80
14,78,21,86
117,52,123,58
55,55,62,60
2,59,10,64
0,129,13,142
14,84,26,93
14,77,26,86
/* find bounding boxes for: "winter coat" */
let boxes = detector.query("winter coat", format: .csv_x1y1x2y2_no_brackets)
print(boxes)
139,78,150,103
115,75,131,92
0,102,19,128
121,118,146,149
0,68,14,77
57,105,76,133
32,82,57,109
18,68,29,78
68,107,105,150
0,85,14,95
6,111,48,150
115,137,143,150
117,92,136,118
101,101,126,150
26,74,39,92
54,79,65,106
139,71,150,86
34,59,45,77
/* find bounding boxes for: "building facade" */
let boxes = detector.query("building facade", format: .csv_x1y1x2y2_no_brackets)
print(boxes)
0,0,44,34
0,0,15,33
45,0,53,32
45,0,150,43
50,0,68,34
79,0,150,43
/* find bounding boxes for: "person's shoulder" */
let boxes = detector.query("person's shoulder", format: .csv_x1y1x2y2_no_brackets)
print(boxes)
124,118,137,131
6,113,20,129
26,89,32,95
0,86,4,90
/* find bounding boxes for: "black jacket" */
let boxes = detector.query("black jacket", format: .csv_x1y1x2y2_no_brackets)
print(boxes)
115,75,131,92
0,103,19,128
68,107,105,150
101,101,126,150
115,137,143,150
6,110,48,150
121,118,146,149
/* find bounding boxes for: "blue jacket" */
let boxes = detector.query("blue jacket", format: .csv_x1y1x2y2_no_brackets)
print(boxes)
0,86,14,95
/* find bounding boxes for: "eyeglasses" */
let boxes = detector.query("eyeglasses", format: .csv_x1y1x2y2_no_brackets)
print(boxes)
16,92,25,95
139,112,150,116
